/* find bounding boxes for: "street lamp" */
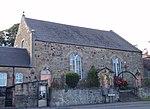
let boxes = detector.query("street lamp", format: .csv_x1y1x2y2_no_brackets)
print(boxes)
124,61,127,72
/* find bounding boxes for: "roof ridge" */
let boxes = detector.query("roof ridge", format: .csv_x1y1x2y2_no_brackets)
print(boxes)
0,46,27,50
25,17,110,32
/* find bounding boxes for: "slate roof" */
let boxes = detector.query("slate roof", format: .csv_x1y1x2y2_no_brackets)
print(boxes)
0,47,30,68
25,17,141,52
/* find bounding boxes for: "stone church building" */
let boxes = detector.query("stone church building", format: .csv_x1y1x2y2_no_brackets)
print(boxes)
0,15,144,107
14,15,143,86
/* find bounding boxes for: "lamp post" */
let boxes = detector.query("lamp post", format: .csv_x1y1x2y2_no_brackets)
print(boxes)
124,61,127,72
123,61,128,79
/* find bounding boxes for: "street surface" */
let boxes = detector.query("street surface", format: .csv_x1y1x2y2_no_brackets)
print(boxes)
74,105,149,109
19,101,150,109
72,102,150,109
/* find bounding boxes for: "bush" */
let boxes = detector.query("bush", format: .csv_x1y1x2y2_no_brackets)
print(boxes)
87,66,99,87
65,71,79,88
143,78,150,87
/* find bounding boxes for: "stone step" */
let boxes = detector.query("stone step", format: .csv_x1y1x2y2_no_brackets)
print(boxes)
119,90,141,102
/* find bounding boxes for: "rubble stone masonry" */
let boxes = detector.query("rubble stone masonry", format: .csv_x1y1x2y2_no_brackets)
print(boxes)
34,41,143,81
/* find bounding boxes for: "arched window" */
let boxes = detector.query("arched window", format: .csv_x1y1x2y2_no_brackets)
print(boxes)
112,58,122,76
0,73,7,86
15,73,23,84
70,54,82,79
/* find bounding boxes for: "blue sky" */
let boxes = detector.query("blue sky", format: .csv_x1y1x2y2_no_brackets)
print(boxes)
0,0,150,51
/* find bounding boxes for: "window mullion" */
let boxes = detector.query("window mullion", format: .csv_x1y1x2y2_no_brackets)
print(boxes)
115,59,118,76
74,55,77,73
79,57,82,79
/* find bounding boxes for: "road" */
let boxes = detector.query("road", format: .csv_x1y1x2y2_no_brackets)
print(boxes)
72,102,150,109
27,101,150,109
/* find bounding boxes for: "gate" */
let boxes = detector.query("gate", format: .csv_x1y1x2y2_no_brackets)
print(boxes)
118,70,137,88
5,86,14,107
116,70,141,102
38,80,48,107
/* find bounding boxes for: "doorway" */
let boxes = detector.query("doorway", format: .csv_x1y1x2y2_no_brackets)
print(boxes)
38,81,48,107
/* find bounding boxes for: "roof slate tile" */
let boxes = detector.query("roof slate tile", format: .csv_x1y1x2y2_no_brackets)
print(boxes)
25,17,141,52
0,47,30,67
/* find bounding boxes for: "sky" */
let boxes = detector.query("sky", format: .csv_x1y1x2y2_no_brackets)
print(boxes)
0,0,150,52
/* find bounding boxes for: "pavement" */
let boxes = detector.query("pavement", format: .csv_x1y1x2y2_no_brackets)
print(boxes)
25,101,150,109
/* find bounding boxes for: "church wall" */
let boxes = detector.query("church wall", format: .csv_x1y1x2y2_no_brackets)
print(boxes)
14,16,34,68
14,17,32,54
34,41,143,82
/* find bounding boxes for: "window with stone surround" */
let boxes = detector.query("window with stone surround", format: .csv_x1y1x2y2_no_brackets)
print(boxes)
70,54,82,79
112,58,122,76
15,73,23,84
0,72,7,86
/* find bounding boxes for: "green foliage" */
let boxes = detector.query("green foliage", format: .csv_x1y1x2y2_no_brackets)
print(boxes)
0,23,19,46
8,36,15,46
65,71,79,88
7,24,19,36
87,66,99,87
143,97,150,101
0,36,5,46
143,78,150,87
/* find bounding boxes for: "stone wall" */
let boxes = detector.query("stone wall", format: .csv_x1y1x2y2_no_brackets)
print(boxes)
0,87,6,107
0,97,5,107
14,16,32,54
14,16,36,83
137,87,150,99
144,69,150,79
50,88,119,107
15,81,38,108
34,41,143,84
0,67,31,87
143,58,150,79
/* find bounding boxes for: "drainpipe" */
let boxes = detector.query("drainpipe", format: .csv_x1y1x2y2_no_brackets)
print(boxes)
12,67,15,107
12,67,15,86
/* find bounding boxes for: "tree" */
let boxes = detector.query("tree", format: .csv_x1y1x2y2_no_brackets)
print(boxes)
0,36,5,46
0,23,19,46
87,66,99,87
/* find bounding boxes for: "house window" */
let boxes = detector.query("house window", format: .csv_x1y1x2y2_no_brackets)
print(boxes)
15,73,23,84
0,73,7,86
112,58,122,76
70,54,82,79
